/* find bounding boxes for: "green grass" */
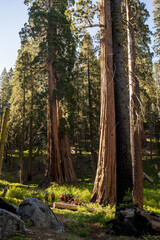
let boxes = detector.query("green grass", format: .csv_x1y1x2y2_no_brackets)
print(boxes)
1,151,160,239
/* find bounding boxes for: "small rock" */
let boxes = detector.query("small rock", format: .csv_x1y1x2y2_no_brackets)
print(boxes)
45,233,52,237
26,229,34,235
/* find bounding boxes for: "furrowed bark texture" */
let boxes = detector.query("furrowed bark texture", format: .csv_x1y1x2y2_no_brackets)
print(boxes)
126,0,143,209
48,58,63,184
59,108,78,184
91,0,116,205
112,0,133,206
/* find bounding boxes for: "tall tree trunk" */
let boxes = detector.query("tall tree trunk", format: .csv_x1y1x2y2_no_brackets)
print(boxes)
126,0,143,209
59,107,78,183
91,0,116,205
48,59,63,184
112,0,133,206
0,107,9,177
87,54,96,178
19,84,25,184
27,80,34,181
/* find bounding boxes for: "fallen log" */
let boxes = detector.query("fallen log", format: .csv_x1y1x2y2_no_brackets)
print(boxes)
143,172,154,184
2,184,9,197
53,202,95,213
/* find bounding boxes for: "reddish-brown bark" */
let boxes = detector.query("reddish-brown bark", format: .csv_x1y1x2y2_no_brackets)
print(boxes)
91,0,116,205
126,0,143,209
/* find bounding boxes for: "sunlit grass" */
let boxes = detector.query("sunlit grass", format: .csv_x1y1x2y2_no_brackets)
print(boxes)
47,181,93,203
146,138,160,143
1,154,160,233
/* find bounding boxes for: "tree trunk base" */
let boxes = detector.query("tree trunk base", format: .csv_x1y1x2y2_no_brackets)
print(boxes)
109,206,160,236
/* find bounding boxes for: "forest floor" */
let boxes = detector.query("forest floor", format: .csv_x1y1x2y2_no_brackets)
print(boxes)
23,222,145,240
1,141,160,240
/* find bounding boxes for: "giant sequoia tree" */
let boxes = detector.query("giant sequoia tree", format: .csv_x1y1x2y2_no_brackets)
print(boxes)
21,0,77,184
91,0,116,205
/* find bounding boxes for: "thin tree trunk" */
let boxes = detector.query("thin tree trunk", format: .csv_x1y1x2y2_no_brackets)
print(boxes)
87,54,96,178
0,107,9,176
112,0,133,206
19,84,25,184
27,80,34,181
126,0,143,209
91,0,116,205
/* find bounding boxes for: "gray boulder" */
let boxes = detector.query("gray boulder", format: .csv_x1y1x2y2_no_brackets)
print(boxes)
0,209,25,239
18,197,63,233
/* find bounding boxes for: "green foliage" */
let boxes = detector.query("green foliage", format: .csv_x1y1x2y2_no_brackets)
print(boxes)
0,68,12,124
47,181,93,203
143,156,160,213
7,186,26,200
59,117,69,137
133,0,156,124
153,0,160,57
79,227,90,237
73,33,100,168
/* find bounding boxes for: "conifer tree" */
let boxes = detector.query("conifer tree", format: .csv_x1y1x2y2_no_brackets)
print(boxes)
21,0,77,184
9,41,48,182
0,107,9,176
74,33,100,178
0,68,12,124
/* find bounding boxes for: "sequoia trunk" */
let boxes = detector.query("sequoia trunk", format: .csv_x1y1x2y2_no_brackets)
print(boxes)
48,59,63,184
126,0,143,209
112,0,133,205
91,0,116,205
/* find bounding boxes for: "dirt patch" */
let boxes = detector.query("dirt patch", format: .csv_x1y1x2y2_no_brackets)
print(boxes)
19,215,145,240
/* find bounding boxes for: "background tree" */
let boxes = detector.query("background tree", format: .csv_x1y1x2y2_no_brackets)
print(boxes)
21,0,77,184
0,68,12,125
73,33,100,179
0,108,9,176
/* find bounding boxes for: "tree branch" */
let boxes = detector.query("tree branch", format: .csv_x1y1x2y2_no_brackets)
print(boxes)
84,24,103,29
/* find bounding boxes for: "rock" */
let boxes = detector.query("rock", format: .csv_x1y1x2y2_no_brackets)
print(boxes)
12,204,19,214
0,209,25,239
18,197,63,233
0,198,17,215
109,206,160,236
